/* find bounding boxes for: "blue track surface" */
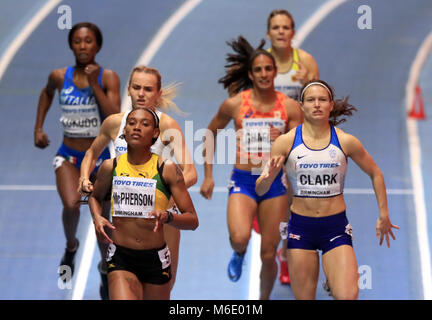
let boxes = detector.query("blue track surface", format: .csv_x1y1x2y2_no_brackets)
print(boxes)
0,0,432,300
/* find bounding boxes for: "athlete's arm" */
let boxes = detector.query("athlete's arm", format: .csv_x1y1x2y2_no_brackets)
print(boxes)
159,114,197,188
152,160,199,232
88,158,116,244
255,131,293,196
339,130,399,247
79,113,122,194
200,96,237,199
297,49,319,83
86,66,121,116
34,69,63,148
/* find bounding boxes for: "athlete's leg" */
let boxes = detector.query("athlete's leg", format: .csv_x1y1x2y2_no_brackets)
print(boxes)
226,193,257,281
227,193,257,253
97,200,112,299
55,160,80,251
164,223,180,291
322,245,358,300
287,248,320,299
142,282,171,300
108,270,144,300
258,194,287,299
98,200,112,264
279,182,293,284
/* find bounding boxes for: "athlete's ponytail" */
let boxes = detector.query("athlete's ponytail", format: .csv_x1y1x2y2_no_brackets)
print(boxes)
218,36,274,96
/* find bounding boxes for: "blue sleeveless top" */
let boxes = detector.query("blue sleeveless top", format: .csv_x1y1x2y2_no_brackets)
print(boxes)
59,66,104,138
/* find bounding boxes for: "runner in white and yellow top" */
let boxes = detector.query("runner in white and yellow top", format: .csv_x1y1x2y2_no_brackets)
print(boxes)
266,9,320,285
266,9,319,101
89,108,198,300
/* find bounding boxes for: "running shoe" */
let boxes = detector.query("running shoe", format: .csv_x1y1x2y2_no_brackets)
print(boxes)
277,247,290,285
98,261,109,300
59,239,79,277
227,251,245,282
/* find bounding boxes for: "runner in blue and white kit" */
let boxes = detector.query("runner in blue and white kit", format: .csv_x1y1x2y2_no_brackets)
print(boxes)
256,80,399,300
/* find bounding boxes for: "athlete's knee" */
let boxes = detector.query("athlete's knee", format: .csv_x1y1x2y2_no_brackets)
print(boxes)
260,246,277,265
332,285,359,300
62,199,80,213
229,232,250,249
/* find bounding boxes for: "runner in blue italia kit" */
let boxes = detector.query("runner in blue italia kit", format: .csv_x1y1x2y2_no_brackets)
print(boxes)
34,23,121,283
256,80,399,299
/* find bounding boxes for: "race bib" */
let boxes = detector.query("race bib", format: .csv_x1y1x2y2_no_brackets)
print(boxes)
111,176,156,218
241,118,285,153
60,104,101,138
158,246,171,269
295,161,343,197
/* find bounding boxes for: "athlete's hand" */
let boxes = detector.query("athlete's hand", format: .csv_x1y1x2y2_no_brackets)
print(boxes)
269,124,281,142
151,210,171,232
376,215,399,247
78,177,93,195
84,64,100,87
34,129,50,149
200,177,215,200
93,216,115,244
293,60,308,84
263,155,284,180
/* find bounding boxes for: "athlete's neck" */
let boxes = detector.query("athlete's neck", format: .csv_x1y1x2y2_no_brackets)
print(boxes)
74,61,97,70
302,121,331,139
251,87,277,105
271,45,293,64
127,148,152,166
131,105,157,112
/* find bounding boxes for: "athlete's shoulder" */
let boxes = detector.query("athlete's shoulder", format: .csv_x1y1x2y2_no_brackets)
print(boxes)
159,111,181,132
297,48,316,63
48,67,67,86
334,127,362,150
101,68,120,87
102,68,119,78
104,111,125,126
220,92,242,118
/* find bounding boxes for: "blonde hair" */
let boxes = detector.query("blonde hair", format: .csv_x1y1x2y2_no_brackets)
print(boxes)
128,65,184,115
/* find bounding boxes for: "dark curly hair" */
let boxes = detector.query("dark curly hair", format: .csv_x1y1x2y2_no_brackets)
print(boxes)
218,35,276,95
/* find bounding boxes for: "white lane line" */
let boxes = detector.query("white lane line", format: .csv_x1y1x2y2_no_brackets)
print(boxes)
73,0,203,300
0,0,61,81
405,30,432,300
120,0,202,111
292,0,347,48
71,222,96,300
0,185,413,195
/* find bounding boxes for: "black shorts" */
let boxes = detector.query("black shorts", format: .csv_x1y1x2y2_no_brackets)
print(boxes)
106,243,172,285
